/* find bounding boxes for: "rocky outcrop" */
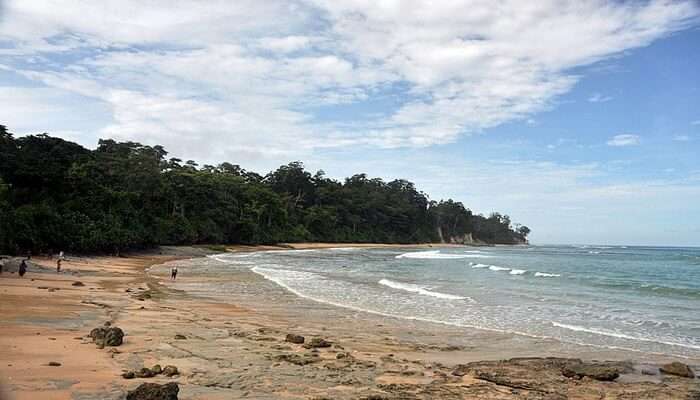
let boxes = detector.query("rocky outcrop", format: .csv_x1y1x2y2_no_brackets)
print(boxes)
660,362,695,378
126,382,179,400
562,363,623,381
274,353,320,366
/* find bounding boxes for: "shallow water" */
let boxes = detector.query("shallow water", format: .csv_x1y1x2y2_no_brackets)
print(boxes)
173,245,700,359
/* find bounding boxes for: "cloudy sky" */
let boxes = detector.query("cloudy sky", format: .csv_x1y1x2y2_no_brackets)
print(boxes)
1,0,699,246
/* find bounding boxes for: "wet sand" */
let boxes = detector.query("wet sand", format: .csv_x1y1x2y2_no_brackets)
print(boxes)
0,244,698,399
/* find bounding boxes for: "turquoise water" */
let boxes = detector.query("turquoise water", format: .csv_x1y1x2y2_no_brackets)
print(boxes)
205,245,700,358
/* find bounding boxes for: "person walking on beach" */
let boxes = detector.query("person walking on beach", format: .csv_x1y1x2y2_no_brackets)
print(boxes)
171,266,178,280
18,259,27,277
56,251,65,273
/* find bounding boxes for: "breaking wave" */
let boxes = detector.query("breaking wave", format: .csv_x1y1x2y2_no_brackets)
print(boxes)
396,250,473,259
535,272,561,277
378,279,469,301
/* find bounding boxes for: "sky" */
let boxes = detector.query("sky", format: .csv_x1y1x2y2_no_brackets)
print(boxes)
0,0,699,246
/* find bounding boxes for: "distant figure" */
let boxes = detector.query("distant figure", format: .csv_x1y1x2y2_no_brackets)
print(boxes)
170,266,178,280
0,259,4,274
57,251,65,273
26,251,31,260
18,260,27,277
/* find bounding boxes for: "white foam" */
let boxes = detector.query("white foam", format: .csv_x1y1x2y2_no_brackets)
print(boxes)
509,269,527,275
535,272,560,277
489,266,511,272
395,250,473,259
207,254,234,263
265,249,317,254
471,263,490,268
249,265,694,359
378,279,468,300
552,322,700,350
327,247,360,251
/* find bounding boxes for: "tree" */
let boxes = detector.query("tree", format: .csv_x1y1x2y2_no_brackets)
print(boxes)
0,124,530,253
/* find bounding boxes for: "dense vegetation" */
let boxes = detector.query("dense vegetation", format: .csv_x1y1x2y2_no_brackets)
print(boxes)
0,125,529,254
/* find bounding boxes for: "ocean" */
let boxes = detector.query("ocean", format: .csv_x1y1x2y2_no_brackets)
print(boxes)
176,245,700,359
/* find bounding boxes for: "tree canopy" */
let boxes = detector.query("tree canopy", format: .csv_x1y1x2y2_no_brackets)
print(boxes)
0,125,530,254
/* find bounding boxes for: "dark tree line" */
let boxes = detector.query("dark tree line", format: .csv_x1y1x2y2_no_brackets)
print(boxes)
0,125,529,254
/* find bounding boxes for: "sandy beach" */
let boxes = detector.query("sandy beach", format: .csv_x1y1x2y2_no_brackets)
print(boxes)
1,244,698,399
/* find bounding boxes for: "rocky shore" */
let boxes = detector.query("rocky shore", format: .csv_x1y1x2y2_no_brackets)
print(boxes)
0,245,698,399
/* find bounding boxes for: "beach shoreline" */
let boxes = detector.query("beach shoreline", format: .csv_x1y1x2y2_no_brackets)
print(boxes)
1,244,698,399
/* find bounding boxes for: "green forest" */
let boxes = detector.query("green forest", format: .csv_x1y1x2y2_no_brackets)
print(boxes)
0,125,529,254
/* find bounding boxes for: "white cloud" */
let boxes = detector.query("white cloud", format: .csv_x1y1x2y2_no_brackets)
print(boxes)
588,93,613,103
0,0,698,160
673,135,691,141
692,120,700,125
607,134,640,147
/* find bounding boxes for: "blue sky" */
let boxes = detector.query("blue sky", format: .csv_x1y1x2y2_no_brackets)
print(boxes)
1,1,699,246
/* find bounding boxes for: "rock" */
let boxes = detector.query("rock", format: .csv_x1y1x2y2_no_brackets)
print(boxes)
303,338,331,349
122,371,135,379
174,334,186,340
285,333,305,344
151,364,162,375
135,367,156,378
47,361,61,366
451,364,470,376
162,365,179,377
104,327,124,346
562,363,620,381
89,327,105,340
89,326,124,346
126,382,179,400
72,281,85,286
660,362,695,378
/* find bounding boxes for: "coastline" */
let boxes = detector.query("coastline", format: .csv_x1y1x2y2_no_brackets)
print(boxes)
1,245,698,399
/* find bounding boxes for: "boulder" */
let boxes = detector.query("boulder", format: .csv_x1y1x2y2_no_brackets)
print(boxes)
660,362,695,378
89,326,124,347
122,371,136,379
174,334,186,340
126,382,179,400
303,338,331,349
162,365,179,377
48,361,61,367
135,367,156,378
562,363,620,381
151,364,162,375
104,327,124,346
72,281,85,286
285,334,305,344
